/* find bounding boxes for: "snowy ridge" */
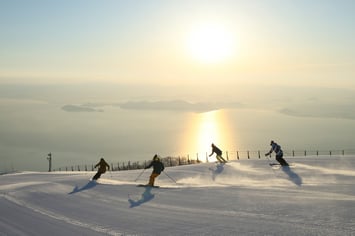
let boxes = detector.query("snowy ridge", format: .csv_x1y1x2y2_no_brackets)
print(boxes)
1,156,355,235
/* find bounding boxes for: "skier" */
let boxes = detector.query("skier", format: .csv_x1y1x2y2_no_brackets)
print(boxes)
209,143,227,163
265,140,289,166
144,154,165,187
92,158,110,180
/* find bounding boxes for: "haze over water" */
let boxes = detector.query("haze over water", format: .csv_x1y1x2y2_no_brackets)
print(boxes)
1,84,355,172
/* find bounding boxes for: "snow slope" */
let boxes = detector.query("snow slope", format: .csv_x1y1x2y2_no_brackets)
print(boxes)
1,156,355,236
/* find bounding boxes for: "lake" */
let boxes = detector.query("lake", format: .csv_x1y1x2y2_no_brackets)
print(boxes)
1,99,355,172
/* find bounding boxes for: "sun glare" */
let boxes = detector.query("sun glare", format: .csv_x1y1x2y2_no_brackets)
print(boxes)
182,110,235,162
186,23,235,64
197,111,220,156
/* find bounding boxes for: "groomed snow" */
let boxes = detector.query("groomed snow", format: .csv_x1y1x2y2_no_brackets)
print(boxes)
1,156,355,236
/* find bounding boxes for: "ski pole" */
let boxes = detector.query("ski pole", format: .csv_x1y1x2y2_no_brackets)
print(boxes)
163,171,177,184
265,154,276,167
134,168,146,182
265,154,272,164
265,154,279,176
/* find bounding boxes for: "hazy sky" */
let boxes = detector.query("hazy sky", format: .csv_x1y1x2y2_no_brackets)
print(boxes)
1,0,354,89
1,1,355,171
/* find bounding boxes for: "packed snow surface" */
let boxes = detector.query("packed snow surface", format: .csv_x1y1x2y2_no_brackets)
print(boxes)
1,156,355,235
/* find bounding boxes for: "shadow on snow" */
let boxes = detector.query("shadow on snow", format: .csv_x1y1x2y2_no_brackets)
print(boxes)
209,163,225,181
68,180,97,194
282,166,302,186
128,186,155,208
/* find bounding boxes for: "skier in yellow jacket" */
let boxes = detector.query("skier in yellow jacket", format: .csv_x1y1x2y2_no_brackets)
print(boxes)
145,154,165,187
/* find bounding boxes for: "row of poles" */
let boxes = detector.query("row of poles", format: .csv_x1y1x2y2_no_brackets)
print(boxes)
47,149,350,172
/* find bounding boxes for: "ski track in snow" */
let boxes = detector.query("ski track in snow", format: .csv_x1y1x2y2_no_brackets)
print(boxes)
0,181,49,191
2,193,124,236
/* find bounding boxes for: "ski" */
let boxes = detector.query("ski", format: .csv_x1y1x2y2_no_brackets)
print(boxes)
269,163,293,167
214,161,227,164
137,184,160,188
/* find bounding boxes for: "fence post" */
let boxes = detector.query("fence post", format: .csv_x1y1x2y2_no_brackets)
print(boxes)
247,151,250,159
46,153,52,172
237,151,239,160
226,151,229,161
258,151,260,159
292,150,294,157
330,151,332,156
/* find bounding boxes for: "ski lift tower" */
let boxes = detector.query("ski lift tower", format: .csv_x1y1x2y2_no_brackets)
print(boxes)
47,153,52,172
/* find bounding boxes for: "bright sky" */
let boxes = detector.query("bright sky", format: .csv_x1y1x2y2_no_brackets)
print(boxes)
0,0,354,88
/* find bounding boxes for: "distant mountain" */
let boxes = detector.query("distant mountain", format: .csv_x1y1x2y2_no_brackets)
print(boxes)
61,104,103,112
61,100,243,113
280,104,355,120
115,100,243,113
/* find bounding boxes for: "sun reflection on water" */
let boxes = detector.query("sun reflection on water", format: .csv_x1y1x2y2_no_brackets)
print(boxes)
183,110,236,162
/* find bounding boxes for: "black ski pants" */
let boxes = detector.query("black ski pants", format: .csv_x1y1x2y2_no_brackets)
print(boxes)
276,154,289,166
93,171,103,180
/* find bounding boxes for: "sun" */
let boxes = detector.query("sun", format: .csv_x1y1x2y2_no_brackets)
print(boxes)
186,23,235,64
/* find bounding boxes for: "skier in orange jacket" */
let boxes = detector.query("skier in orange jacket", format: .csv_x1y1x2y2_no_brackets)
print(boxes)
145,154,165,187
